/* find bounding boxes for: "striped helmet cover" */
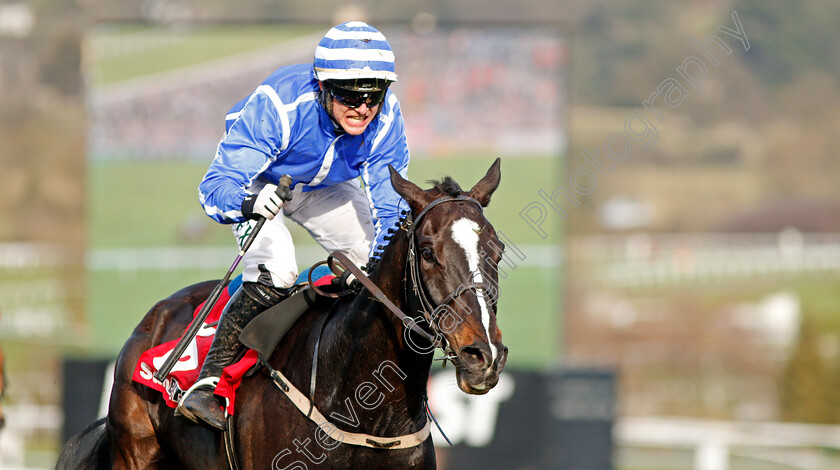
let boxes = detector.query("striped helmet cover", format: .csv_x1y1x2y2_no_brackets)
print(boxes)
313,21,398,82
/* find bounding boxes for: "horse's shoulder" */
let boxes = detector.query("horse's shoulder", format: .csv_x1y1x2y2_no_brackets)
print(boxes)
164,280,218,305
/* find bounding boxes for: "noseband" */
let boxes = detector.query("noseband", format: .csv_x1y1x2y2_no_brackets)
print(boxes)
402,195,499,345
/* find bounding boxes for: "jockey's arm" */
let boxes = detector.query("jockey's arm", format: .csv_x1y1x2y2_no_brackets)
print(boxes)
361,93,411,260
199,92,283,224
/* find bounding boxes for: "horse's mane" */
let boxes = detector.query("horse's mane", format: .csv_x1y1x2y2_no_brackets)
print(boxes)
427,176,462,197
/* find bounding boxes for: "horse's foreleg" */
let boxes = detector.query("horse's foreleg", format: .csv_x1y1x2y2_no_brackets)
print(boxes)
108,385,167,469
108,340,167,469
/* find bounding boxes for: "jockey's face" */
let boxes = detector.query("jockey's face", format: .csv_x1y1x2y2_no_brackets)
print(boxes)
320,82,381,136
330,98,380,136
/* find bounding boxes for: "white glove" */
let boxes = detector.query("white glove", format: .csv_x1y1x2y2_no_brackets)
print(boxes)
242,184,283,220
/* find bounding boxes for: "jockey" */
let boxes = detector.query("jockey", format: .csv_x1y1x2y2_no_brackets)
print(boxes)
178,21,409,430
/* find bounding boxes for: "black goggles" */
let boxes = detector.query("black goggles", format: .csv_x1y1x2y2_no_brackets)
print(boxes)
328,86,388,109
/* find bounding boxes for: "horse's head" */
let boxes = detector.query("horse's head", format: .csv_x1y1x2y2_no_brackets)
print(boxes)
389,159,508,395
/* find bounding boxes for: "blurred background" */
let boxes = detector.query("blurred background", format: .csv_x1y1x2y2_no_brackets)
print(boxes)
1,0,839,469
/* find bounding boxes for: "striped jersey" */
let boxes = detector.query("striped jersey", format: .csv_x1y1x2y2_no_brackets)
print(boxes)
198,63,409,259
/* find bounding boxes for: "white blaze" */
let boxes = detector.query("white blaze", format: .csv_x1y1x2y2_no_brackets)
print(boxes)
450,218,497,361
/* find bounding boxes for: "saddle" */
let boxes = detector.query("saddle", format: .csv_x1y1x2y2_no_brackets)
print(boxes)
131,265,339,415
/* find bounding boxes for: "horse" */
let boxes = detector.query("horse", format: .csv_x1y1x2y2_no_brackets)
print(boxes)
57,159,508,469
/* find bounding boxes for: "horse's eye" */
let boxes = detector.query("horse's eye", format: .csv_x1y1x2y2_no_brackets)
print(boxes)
420,247,435,262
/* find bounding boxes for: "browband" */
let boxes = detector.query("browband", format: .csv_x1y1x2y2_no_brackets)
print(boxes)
404,195,483,237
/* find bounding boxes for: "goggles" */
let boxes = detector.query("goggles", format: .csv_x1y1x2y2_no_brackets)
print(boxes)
327,84,388,109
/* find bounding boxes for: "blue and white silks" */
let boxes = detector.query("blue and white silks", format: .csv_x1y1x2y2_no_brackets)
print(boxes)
198,63,409,259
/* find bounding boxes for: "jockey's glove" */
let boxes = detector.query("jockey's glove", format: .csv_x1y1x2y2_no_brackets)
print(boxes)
334,270,361,291
241,183,291,220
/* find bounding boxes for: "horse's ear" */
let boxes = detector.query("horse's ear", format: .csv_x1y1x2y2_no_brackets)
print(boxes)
467,158,501,207
389,165,432,213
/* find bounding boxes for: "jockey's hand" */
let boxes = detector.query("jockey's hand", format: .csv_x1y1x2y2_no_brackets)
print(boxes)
241,184,284,220
334,270,360,291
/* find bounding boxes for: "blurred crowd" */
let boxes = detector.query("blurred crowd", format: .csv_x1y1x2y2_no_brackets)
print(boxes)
88,26,568,161
88,61,273,160
388,27,567,156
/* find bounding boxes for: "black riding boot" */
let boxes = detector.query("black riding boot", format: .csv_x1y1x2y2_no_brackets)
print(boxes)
177,282,284,430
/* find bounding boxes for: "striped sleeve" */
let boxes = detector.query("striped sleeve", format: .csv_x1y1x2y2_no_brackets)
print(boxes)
361,92,410,259
198,89,285,223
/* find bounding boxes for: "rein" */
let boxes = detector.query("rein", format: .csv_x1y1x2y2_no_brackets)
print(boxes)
331,252,436,343
333,193,496,350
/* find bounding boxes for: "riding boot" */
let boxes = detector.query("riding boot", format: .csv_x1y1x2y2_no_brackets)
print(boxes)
176,282,285,430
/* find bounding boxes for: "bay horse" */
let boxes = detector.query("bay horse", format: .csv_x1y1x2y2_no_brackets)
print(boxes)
58,159,507,469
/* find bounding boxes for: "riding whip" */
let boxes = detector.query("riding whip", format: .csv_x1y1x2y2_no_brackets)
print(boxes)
154,174,293,383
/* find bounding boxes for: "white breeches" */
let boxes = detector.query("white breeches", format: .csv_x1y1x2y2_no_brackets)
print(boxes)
232,179,375,288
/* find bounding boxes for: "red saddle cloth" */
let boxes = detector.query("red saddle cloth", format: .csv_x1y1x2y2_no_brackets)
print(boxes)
131,283,258,415
132,272,334,415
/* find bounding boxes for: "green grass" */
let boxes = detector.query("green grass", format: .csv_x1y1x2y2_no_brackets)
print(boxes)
408,154,563,246
796,278,840,331
87,265,560,366
87,155,564,365
495,266,561,367
88,161,221,247
90,24,323,85
89,155,562,247
86,268,222,355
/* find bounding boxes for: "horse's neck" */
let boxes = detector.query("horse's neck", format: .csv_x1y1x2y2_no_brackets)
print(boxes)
366,230,427,359
367,229,408,304
320,231,432,433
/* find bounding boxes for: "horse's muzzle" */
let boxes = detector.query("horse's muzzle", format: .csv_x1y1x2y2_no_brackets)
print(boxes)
455,342,508,394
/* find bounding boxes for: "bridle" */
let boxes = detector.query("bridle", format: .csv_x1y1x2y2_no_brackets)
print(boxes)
401,194,500,352
326,194,499,354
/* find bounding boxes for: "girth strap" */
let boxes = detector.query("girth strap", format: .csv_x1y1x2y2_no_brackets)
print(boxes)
267,366,431,449
224,415,240,470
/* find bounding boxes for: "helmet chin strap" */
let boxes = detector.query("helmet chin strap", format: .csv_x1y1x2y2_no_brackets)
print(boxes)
318,87,343,134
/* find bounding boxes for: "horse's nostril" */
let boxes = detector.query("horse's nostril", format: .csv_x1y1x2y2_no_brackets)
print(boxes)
496,346,509,370
460,346,488,369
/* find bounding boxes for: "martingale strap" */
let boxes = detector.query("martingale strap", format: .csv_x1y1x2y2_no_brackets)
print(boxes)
266,366,431,450
224,415,240,470
258,253,432,451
